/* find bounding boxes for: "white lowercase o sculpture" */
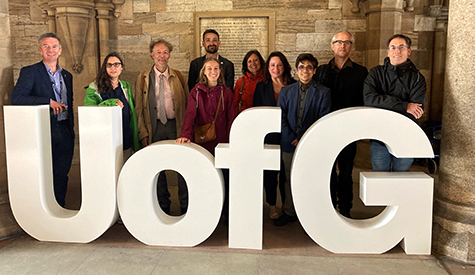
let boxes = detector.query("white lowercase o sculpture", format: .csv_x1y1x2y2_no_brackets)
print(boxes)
117,140,224,246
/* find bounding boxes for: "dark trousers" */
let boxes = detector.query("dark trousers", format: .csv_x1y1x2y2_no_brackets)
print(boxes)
263,156,286,206
330,142,357,213
152,119,188,209
221,168,229,222
51,121,74,207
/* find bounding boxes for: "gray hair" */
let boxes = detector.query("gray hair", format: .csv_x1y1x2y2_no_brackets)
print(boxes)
149,39,173,53
330,31,355,46
38,33,61,48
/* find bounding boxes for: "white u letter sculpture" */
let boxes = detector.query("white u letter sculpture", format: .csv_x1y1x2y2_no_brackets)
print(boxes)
4,106,122,243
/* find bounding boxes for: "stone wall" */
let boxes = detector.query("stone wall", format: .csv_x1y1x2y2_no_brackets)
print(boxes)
113,0,369,86
7,0,437,114
0,0,21,239
9,0,49,83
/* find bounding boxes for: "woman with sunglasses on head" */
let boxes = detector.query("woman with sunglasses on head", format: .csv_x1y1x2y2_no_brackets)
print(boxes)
84,52,140,161
253,51,296,220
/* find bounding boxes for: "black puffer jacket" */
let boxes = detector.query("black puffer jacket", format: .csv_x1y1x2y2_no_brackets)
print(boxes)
363,57,426,121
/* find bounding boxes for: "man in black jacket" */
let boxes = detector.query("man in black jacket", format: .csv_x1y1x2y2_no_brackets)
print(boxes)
187,29,235,91
314,31,368,218
364,34,426,172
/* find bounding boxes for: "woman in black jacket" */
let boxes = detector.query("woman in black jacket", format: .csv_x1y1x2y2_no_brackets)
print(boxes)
253,52,295,220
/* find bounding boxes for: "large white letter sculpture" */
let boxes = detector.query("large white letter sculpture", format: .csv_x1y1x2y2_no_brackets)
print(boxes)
117,141,224,247
4,106,436,254
4,106,122,242
291,107,434,254
215,107,281,250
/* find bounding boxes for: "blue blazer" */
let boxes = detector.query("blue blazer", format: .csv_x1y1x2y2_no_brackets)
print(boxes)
277,81,331,153
11,61,74,132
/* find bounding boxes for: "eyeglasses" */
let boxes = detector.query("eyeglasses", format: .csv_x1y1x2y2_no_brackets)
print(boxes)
388,45,409,51
332,40,353,46
106,62,122,68
297,65,314,71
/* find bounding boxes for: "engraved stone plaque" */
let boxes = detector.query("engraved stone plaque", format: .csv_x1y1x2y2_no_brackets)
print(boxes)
195,12,275,84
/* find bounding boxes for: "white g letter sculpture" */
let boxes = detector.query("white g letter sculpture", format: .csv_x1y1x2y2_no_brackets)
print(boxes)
215,107,281,250
4,106,122,242
117,141,224,246
292,107,434,254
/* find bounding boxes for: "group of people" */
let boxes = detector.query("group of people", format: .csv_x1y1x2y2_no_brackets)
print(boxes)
11,29,426,227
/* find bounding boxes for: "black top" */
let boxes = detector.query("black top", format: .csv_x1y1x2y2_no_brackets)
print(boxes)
101,86,133,150
253,81,281,145
314,58,368,112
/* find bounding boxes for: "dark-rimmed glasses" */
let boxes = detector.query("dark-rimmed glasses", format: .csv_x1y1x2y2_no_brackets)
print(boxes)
106,62,122,68
297,65,314,71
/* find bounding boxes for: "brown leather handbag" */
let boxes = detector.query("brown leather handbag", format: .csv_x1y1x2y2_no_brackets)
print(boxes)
194,92,222,144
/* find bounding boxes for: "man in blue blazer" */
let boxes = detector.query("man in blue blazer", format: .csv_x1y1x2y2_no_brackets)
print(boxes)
11,33,74,207
275,53,331,226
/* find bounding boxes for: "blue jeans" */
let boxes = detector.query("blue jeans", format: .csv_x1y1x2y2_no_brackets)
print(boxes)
370,140,413,172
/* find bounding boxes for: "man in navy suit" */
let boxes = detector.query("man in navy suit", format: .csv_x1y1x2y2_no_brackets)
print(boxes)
11,33,74,207
275,53,331,226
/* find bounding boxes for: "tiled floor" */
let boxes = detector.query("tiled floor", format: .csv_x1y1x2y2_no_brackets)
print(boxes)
0,223,450,275
0,164,473,274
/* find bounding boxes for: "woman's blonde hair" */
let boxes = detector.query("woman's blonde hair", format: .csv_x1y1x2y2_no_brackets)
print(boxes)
199,57,225,87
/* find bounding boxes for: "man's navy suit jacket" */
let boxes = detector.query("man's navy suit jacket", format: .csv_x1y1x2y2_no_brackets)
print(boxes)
277,81,331,153
11,61,74,132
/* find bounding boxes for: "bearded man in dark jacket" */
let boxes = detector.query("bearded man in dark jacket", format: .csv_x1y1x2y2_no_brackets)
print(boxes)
364,34,426,172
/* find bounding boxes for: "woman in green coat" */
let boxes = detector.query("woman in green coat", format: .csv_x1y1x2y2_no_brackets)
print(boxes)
84,53,140,161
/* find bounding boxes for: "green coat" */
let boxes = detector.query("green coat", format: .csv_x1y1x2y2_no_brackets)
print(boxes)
84,80,140,152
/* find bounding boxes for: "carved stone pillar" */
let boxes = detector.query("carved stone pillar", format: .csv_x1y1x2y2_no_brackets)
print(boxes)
349,0,362,13
425,3,449,122
36,0,125,73
49,0,95,74
0,0,22,239
404,0,415,12
365,0,405,68
95,1,114,62
37,0,56,32
432,0,475,263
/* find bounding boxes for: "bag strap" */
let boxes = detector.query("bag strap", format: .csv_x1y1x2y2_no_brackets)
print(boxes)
213,89,223,122
238,76,245,113
195,87,222,125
